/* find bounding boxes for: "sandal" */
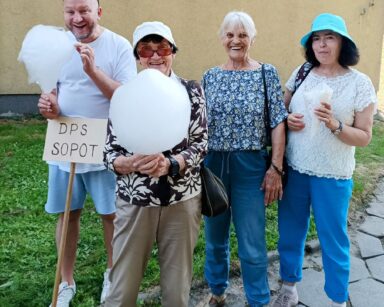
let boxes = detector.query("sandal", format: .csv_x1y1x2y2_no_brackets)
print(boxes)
208,293,227,306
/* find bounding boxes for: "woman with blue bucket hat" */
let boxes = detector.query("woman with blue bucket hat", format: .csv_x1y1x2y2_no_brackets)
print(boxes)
272,13,377,307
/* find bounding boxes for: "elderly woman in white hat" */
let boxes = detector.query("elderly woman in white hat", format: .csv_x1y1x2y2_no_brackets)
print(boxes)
103,21,208,306
272,13,377,307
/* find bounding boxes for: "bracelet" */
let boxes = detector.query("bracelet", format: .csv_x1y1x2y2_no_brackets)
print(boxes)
331,120,343,135
271,162,285,176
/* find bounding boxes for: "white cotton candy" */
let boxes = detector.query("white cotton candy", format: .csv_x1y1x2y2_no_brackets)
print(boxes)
303,82,333,138
109,69,191,154
18,25,75,93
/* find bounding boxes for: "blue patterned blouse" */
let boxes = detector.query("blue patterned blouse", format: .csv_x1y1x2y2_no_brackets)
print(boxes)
201,64,287,151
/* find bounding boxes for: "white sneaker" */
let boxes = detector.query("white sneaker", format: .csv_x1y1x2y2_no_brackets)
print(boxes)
100,269,111,304
49,281,76,307
271,288,299,307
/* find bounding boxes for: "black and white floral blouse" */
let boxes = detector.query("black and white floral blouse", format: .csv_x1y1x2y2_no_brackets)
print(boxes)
104,76,208,207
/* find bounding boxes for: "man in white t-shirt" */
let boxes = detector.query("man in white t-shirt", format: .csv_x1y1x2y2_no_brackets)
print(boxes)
37,0,136,305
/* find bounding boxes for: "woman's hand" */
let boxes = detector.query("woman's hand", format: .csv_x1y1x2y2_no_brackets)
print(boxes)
113,154,170,177
113,154,144,175
287,113,305,131
113,154,159,175
314,102,339,131
261,167,283,205
263,121,285,205
139,154,169,178
315,102,374,147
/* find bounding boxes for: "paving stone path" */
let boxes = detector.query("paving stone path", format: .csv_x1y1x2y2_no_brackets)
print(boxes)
139,179,384,306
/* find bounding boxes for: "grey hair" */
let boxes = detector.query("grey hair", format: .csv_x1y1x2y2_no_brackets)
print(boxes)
219,11,257,40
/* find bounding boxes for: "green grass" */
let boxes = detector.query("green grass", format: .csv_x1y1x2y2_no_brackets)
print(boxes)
1,118,383,306
352,122,384,208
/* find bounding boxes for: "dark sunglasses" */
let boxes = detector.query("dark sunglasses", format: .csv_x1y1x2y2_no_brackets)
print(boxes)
137,46,173,58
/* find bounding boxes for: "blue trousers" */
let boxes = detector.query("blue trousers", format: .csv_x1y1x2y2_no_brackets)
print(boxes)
204,151,270,307
278,167,353,303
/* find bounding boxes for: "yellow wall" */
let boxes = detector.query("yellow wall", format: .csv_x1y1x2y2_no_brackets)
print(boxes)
1,0,383,95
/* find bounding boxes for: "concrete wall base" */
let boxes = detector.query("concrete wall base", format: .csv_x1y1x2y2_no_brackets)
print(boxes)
0,95,39,117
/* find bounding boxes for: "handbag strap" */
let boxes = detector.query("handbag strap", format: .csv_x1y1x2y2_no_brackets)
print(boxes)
292,62,313,95
261,64,272,146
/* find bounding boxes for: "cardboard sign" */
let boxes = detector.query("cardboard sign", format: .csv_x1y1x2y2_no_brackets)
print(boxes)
43,117,108,164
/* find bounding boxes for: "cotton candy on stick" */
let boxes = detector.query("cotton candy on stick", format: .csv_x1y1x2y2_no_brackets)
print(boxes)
304,82,333,138
314,83,333,137
18,25,74,93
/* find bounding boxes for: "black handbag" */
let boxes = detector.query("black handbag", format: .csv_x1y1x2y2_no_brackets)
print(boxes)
200,163,229,217
261,64,288,187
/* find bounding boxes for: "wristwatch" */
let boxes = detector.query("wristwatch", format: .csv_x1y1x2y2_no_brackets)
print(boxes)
331,120,343,135
167,155,180,177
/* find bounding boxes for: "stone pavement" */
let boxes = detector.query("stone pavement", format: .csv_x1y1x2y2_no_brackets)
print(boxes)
139,179,384,306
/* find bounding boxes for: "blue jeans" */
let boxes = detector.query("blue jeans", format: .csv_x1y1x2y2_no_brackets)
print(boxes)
204,151,270,307
278,167,353,303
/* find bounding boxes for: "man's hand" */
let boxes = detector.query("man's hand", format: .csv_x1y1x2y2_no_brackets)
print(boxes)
75,43,97,76
38,89,60,119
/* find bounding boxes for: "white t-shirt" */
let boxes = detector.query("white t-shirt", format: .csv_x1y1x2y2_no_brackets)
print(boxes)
285,66,377,179
50,28,137,173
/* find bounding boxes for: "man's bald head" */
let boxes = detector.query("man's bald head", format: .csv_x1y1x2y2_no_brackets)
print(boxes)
63,0,99,8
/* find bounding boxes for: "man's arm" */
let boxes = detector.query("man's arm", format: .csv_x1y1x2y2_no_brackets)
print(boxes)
75,43,121,99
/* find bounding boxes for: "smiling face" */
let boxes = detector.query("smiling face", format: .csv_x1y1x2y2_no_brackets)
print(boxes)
221,25,252,62
64,0,101,43
137,39,174,76
312,30,342,65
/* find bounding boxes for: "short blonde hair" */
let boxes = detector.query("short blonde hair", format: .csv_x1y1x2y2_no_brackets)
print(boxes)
219,11,257,40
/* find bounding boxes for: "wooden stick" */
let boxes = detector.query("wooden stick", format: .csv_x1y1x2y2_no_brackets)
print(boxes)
51,162,76,307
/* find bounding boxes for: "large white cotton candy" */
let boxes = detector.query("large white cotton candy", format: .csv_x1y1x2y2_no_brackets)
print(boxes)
18,25,75,93
109,69,191,154
303,82,334,138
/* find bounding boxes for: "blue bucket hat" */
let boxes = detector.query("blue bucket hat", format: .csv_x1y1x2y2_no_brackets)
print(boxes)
300,13,355,47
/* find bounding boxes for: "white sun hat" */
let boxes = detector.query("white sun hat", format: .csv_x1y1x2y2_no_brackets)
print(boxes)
133,21,176,51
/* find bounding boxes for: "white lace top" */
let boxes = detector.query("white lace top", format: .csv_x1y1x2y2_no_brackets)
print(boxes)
285,66,377,179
